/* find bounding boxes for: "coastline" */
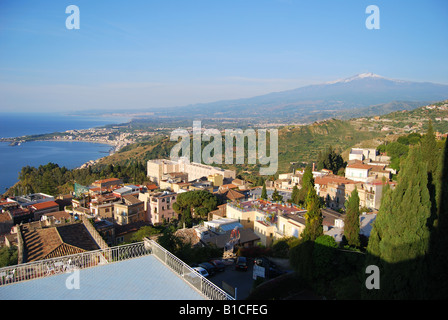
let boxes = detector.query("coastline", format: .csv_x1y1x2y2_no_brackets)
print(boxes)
0,139,121,194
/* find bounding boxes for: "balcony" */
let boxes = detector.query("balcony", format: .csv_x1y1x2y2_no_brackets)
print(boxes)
0,239,233,300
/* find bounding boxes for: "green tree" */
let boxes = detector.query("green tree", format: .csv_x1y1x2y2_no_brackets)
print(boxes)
296,166,314,206
429,138,448,299
261,182,268,200
0,246,18,267
130,225,161,242
289,240,314,282
301,187,323,242
290,185,299,204
172,190,218,224
313,235,338,280
344,187,361,247
271,188,283,202
316,146,345,174
157,227,182,253
365,146,432,299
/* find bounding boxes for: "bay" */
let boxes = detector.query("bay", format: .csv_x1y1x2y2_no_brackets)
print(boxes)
0,112,129,192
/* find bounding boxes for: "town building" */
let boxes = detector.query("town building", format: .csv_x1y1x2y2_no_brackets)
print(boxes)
7,193,55,208
345,160,391,183
91,178,123,190
349,147,391,163
29,200,60,220
147,191,178,225
147,158,236,185
0,211,14,235
112,185,141,198
113,195,146,226
17,220,100,263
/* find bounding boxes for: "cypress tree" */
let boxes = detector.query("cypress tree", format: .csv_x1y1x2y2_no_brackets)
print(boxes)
344,187,361,248
421,120,439,174
429,138,448,299
291,185,299,204
297,166,314,205
364,146,432,299
301,187,323,242
261,182,268,200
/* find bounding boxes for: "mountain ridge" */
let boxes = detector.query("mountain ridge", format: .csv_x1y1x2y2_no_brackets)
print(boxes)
145,73,448,122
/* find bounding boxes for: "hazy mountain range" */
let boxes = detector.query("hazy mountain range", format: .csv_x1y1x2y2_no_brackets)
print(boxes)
145,73,448,123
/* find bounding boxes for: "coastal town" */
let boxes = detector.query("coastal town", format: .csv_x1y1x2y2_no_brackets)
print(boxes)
0,144,397,297
1,101,447,300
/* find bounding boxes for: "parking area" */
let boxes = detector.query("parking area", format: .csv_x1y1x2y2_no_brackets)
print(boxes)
207,258,255,300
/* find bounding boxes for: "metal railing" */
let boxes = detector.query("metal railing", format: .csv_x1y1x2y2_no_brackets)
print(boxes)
0,242,150,287
144,238,234,301
0,239,234,300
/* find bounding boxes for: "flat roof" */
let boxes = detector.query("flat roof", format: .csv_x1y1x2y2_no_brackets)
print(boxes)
0,255,205,300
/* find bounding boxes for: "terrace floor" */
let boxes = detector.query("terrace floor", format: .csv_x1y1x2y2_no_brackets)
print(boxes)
0,255,205,300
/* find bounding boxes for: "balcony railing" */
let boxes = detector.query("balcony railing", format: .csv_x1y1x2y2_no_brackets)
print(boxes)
0,239,234,300
145,238,234,300
0,242,149,287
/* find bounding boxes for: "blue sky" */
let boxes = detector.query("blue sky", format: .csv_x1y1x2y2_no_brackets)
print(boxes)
0,0,447,112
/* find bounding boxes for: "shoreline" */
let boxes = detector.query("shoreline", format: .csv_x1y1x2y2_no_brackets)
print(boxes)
0,139,124,194
0,137,124,153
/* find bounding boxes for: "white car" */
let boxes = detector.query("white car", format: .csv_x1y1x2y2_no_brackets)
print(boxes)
193,267,209,278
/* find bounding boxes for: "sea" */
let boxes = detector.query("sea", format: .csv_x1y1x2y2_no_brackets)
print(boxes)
0,112,130,192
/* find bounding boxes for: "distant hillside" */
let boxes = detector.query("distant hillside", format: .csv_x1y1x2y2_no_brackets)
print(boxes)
353,100,448,136
140,73,448,123
96,100,448,177
96,119,384,175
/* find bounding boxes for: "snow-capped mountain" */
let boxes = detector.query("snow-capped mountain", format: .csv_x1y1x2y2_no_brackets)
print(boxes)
163,73,448,121
327,72,386,84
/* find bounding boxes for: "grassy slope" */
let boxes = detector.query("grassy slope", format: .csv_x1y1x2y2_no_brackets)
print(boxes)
95,100,448,175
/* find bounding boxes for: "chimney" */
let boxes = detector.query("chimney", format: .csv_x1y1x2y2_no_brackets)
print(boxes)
312,162,315,172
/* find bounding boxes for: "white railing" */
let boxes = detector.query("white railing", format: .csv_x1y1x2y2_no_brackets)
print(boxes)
0,240,234,300
144,238,234,300
0,242,150,287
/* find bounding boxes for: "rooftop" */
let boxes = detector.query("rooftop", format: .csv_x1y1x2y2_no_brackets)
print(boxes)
0,240,231,300
21,223,100,262
0,255,204,300
30,201,59,211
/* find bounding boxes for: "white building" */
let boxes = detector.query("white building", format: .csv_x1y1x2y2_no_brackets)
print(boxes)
147,157,236,185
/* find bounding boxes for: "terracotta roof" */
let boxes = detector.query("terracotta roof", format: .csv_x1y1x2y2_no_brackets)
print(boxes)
0,211,13,223
7,207,30,217
122,195,143,206
21,223,99,262
315,174,356,186
43,211,71,220
146,184,158,190
30,201,59,211
346,163,373,170
225,189,245,200
219,184,238,190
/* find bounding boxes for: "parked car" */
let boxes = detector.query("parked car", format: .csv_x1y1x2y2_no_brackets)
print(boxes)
198,262,216,275
235,256,248,271
193,267,209,278
210,259,226,272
